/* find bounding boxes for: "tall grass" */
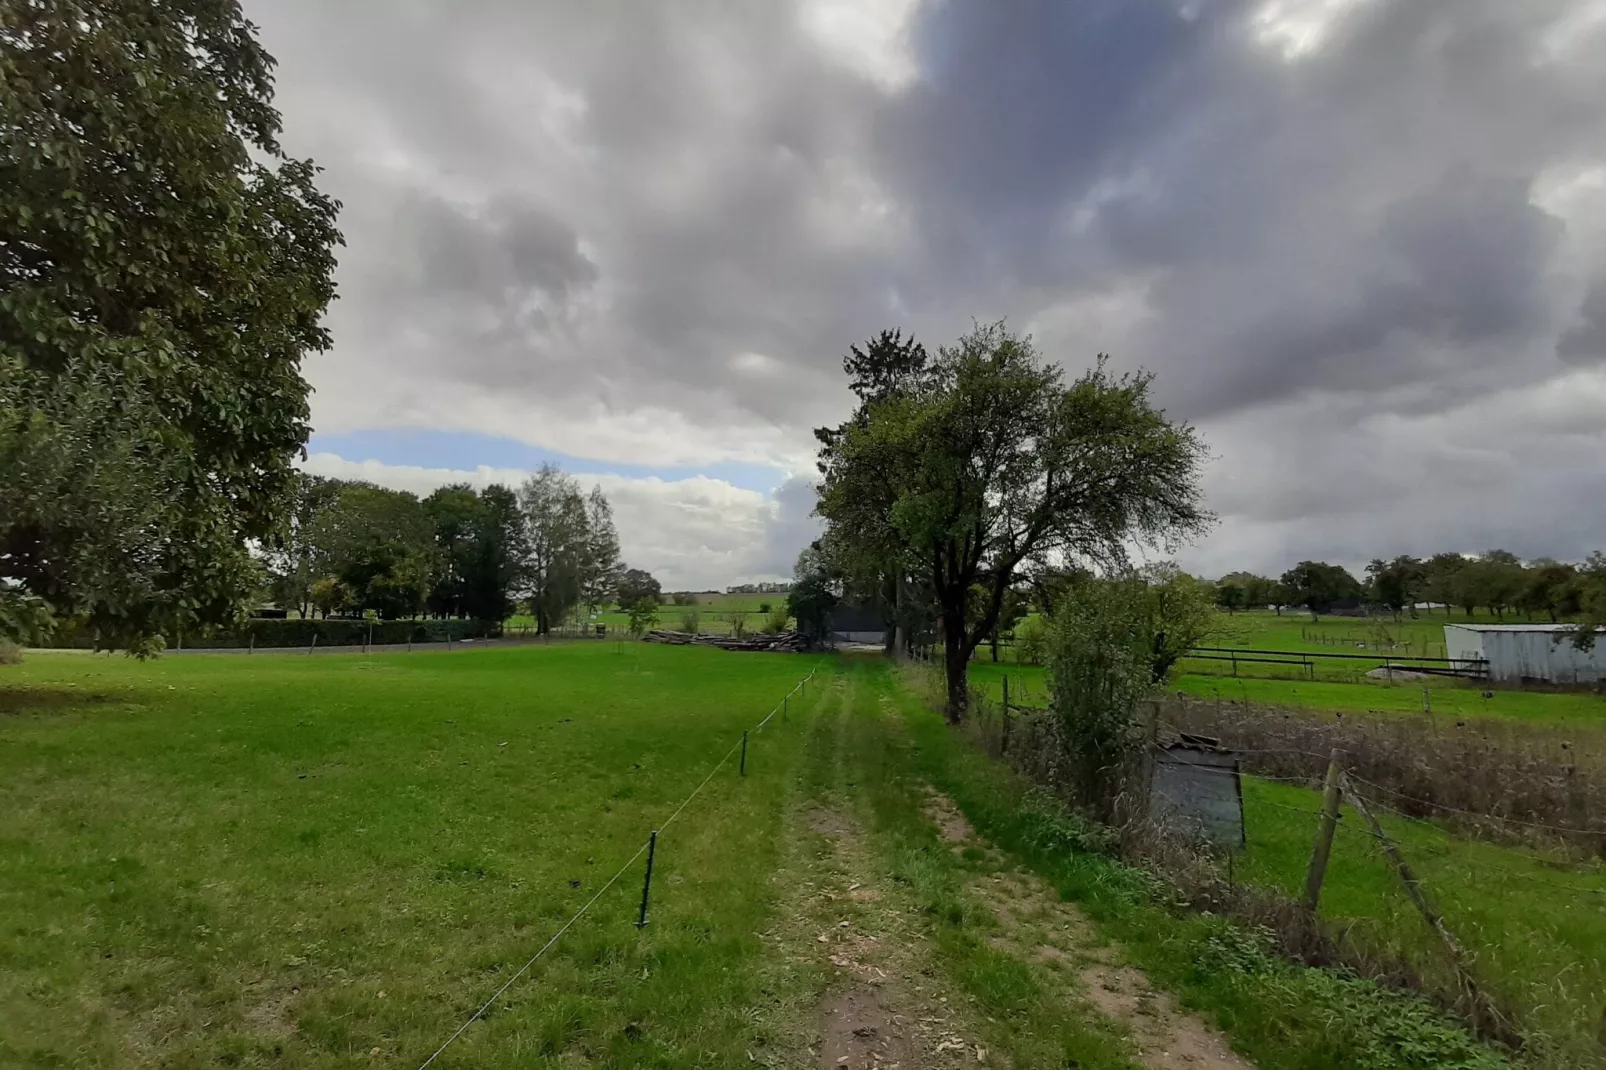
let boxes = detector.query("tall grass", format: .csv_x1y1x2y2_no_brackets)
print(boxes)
1162,696,1606,857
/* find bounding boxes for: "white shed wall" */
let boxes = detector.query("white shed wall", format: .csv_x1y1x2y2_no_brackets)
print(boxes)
1445,625,1606,684
1444,626,1486,671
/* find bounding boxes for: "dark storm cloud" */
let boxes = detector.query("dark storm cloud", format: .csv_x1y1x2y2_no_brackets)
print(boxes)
248,0,1606,577
1559,277,1606,365
876,0,1603,418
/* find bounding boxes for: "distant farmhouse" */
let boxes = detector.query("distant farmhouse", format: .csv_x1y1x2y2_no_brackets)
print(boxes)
1445,624,1605,686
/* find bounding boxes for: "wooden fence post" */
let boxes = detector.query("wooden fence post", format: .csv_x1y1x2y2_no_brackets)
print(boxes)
1343,777,1503,1031
1301,749,1345,911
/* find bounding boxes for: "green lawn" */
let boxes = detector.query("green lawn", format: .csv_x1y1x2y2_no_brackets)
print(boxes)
1,646,1527,1069
1238,777,1606,1068
968,655,1606,724
0,644,826,1068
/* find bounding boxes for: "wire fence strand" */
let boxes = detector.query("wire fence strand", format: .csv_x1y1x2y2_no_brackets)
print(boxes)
415,666,818,1069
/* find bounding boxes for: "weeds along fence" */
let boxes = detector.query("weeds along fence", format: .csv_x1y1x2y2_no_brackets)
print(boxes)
416,668,820,1069
1159,694,1606,857
973,674,1606,857
947,671,1606,1057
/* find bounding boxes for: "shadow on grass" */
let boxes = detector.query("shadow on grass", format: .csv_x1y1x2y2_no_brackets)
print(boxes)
0,685,144,715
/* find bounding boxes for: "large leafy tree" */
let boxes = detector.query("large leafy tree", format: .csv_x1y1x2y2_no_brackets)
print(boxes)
615,568,662,610
1279,561,1362,620
814,329,931,654
422,484,484,618
578,486,621,616
0,0,340,651
1568,552,1606,651
1518,559,1578,623
787,542,839,649
516,465,617,634
1366,555,1425,619
309,483,434,620
263,474,341,617
817,322,1210,721
461,484,527,624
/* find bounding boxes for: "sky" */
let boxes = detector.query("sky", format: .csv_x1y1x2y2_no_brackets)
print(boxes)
247,0,1606,591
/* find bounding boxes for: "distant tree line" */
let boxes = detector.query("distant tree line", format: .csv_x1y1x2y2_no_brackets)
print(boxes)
1214,550,1606,629
725,582,791,595
262,465,662,634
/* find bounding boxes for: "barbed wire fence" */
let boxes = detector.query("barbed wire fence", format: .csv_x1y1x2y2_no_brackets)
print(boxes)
415,666,821,1070
965,672,1603,1048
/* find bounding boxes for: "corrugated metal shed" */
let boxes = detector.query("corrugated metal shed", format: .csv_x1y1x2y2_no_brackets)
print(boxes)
1445,624,1606,684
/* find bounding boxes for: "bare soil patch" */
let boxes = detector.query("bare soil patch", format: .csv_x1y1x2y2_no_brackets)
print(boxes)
773,805,986,1070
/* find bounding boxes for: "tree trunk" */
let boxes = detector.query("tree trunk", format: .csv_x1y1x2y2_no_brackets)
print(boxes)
943,626,968,723
892,570,906,658
990,634,999,662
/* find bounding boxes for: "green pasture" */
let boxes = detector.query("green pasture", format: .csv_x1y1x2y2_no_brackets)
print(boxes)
1210,608,1545,660
1238,776,1606,1068
0,644,826,1068
0,644,1531,1069
885,662,1514,1070
970,643,1606,724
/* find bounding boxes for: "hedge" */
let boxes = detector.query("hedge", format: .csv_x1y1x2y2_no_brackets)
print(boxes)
47,617,501,650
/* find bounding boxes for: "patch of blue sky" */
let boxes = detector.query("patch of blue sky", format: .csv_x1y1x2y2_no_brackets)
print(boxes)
307,429,788,494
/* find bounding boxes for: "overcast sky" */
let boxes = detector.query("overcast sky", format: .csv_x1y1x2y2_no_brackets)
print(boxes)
249,0,1606,590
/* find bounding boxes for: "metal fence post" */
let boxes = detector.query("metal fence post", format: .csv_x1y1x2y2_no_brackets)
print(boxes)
635,831,658,928
740,731,748,776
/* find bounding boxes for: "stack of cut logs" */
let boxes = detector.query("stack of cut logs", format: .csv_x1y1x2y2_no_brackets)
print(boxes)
641,629,805,652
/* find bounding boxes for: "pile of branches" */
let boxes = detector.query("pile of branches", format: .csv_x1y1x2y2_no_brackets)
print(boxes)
642,629,806,652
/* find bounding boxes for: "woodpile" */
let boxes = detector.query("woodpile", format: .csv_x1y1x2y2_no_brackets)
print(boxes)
642,629,806,653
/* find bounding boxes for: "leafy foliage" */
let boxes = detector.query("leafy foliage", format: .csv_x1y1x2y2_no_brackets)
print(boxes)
1366,555,1426,618
617,568,663,610
626,598,660,637
1,0,340,650
1044,574,1172,818
1280,561,1363,620
787,543,839,648
516,465,618,634
817,321,1210,720
0,584,53,648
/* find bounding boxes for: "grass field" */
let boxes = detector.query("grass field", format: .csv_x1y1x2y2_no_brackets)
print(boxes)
1,644,826,1067
1238,777,1606,1067
2,643,1519,1068
969,659,1606,723
1210,608,1558,660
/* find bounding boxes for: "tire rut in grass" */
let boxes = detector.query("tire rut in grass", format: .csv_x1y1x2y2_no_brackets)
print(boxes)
760,679,990,1069
801,803,989,1070
922,791,1255,1070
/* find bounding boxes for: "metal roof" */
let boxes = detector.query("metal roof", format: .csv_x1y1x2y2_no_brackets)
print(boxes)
1444,623,1575,633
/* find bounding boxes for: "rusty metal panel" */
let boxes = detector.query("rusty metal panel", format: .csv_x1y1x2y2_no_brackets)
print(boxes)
1149,746,1245,848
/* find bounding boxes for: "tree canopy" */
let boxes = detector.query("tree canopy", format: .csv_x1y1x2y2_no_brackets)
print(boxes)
1,0,341,652
815,322,1210,720
1279,561,1362,620
516,465,620,634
